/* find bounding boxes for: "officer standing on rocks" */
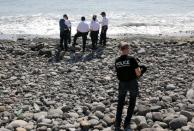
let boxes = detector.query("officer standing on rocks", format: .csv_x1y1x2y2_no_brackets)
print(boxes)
114,42,144,131
99,12,108,46
73,16,89,52
63,14,72,45
90,15,100,50
59,14,69,51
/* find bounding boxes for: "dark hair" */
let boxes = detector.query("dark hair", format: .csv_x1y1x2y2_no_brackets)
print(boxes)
101,12,106,16
118,42,129,51
92,15,97,21
81,16,85,21
63,14,68,19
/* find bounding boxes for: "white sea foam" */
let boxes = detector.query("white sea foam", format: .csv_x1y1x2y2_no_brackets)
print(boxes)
0,12,194,38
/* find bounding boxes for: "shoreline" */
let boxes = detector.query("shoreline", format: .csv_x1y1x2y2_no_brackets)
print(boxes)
1,33,194,42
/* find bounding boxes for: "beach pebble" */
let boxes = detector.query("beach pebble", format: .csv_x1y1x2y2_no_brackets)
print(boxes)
169,116,187,130
33,112,48,121
47,109,63,118
152,112,163,121
103,115,114,126
137,105,150,116
180,110,193,121
16,128,27,131
7,120,28,129
134,116,148,129
0,106,6,112
95,111,105,119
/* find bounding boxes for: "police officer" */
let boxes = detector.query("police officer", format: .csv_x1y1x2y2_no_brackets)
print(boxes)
73,16,89,52
90,15,100,50
64,14,72,44
114,42,142,131
99,12,108,46
59,14,69,51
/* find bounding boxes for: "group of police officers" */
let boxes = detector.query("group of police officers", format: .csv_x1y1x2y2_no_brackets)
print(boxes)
59,12,146,131
59,12,108,52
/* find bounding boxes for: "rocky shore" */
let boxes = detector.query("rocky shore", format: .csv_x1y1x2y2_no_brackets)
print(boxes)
0,36,194,131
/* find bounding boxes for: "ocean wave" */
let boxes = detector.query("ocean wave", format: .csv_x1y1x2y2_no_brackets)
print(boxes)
0,13,194,36
119,23,163,27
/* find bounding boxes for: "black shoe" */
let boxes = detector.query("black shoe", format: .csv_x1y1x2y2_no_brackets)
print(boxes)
114,127,121,131
64,47,69,51
60,47,64,50
124,125,131,131
124,128,131,131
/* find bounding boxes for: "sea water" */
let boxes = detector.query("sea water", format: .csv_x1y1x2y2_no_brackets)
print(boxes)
0,0,194,37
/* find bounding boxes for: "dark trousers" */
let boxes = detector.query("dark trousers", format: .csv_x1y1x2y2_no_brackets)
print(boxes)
60,30,69,50
67,29,71,44
90,30,99,49
100,25,108,45
73,32,88,51
115,79,139,129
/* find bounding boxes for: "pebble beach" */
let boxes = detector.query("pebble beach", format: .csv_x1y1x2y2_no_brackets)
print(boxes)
0,35,194,131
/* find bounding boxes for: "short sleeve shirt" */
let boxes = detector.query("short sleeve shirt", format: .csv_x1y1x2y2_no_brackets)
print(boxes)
115,55,139,81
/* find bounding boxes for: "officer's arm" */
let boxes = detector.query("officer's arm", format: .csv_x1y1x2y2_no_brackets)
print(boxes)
135,67,141,77
59,20,62,28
